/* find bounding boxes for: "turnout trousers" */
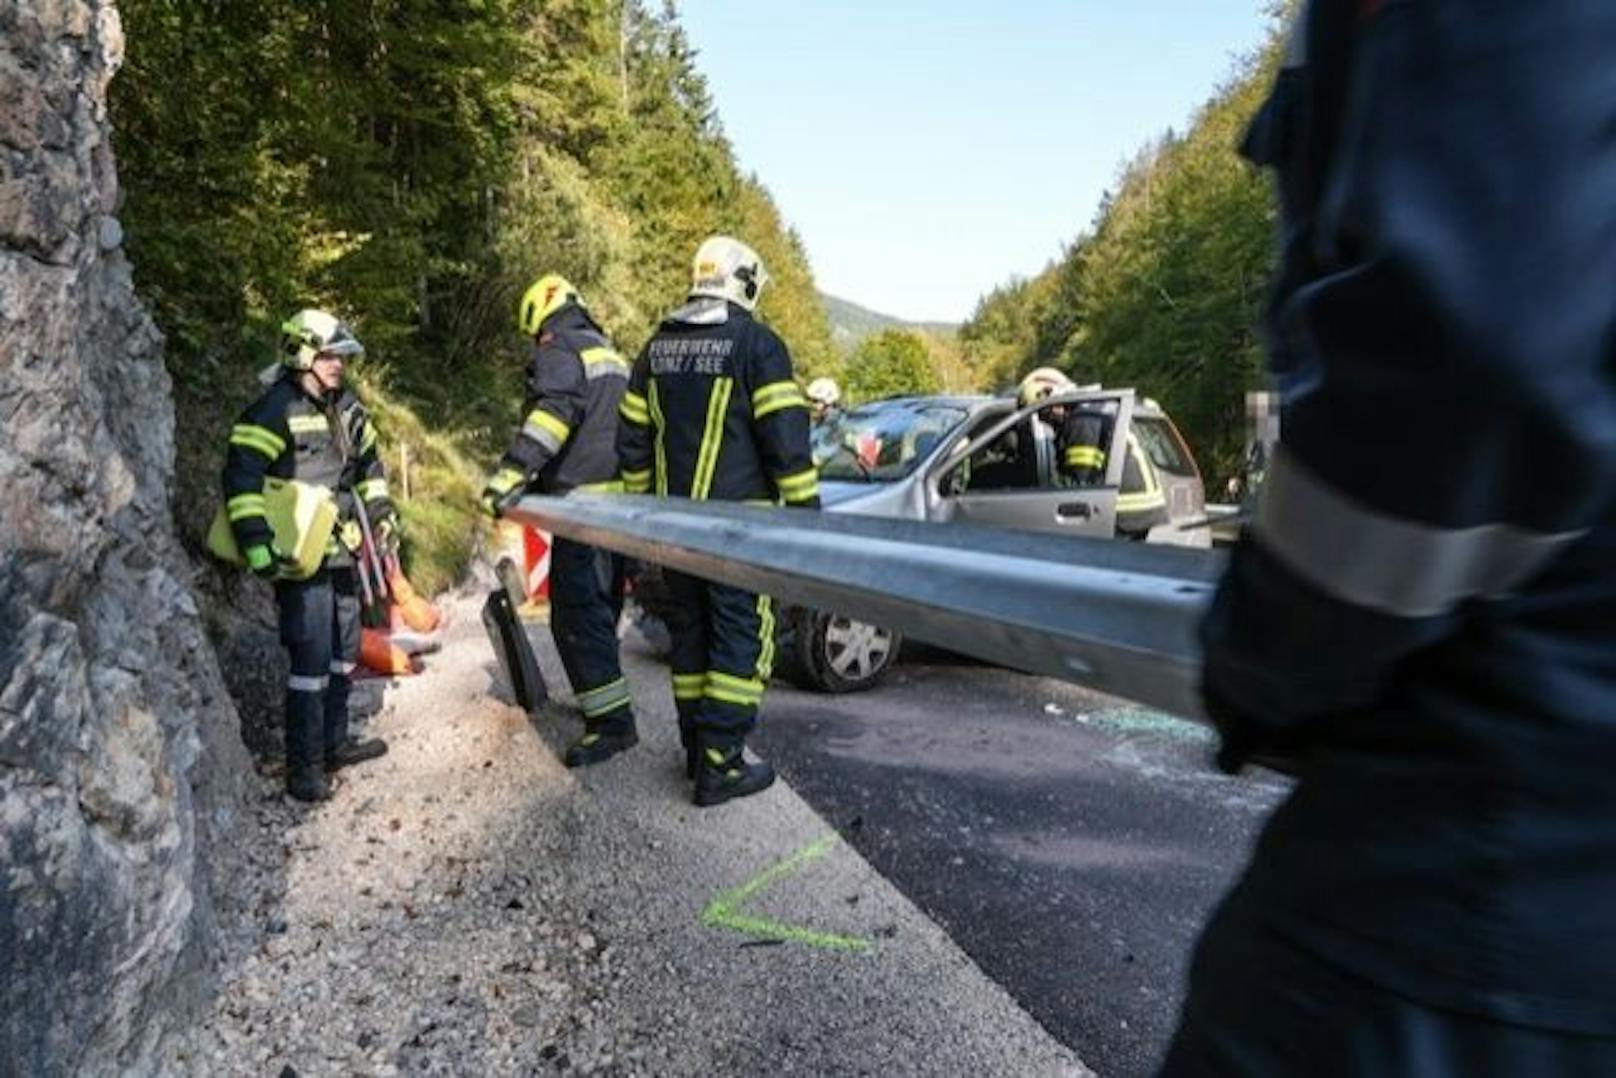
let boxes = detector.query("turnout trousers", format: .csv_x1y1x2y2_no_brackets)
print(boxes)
663,568,775,752
274,567,360,770
548,536,632,730
1157,885,1616,1078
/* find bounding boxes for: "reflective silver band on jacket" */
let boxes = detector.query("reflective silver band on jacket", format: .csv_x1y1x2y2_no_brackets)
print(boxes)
1251,447,1581,619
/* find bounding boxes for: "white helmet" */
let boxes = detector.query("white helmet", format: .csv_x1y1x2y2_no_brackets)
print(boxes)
806,377,840,407
1017,366,1076,408
690,235,769,312
281,308,363,372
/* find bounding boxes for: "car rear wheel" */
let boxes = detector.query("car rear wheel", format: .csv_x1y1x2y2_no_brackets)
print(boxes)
784,608,900,693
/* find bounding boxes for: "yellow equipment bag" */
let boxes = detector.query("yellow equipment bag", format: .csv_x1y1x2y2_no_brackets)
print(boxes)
207,478,339,580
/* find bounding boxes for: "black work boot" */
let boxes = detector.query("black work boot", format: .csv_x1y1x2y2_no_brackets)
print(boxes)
693,743,775,807
563,724,639,768
287,766,332,802
325,737,388,773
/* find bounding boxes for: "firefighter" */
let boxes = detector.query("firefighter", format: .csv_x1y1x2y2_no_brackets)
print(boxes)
1017,367,1107,487
806,377,842,425
1159,3,1616,1075
618,235,819,806
222,309,391,802
482,275,637,768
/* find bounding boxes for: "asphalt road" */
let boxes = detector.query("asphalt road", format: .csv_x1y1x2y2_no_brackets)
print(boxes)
753,648,1292,1078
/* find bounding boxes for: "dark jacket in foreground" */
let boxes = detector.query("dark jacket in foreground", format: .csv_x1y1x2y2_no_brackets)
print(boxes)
1204,0,1616,1035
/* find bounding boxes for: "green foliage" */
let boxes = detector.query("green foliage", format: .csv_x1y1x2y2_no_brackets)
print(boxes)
845,330,942,402
111,0,835,592
959,20,1288,484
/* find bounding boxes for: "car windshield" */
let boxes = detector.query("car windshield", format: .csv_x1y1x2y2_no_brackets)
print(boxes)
814,400,970,482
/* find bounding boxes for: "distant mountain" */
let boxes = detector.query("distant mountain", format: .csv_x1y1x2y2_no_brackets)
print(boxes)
821,293,958,351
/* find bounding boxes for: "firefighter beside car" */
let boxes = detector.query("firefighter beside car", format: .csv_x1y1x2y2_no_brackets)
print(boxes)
482,275,638,768
618,235,820,806
806,377,843,426
1017,367,1108,487
220,309,391,802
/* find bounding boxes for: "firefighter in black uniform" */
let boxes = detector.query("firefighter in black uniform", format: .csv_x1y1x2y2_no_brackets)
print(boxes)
482,275,637,767
618,236,819,806
222,309,391,802
1159,3,1616,1074
1018,367,1108,486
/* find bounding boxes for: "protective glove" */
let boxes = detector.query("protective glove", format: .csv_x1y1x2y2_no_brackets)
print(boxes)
244,543,279,580
1204,678,1306,777
481,466,525,518
373,513,400,552
339,519,364,552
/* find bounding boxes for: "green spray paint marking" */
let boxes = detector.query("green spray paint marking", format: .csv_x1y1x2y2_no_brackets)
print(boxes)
702,832,873,954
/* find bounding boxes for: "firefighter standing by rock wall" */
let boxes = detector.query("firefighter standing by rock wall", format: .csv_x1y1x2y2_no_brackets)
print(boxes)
618,236,819,806
482,275,637,768
220,310,392,802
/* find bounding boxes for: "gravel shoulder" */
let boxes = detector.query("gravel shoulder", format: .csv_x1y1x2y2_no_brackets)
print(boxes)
162,580,1090,1076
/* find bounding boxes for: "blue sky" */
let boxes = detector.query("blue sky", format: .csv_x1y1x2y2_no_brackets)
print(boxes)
678,1,1278,323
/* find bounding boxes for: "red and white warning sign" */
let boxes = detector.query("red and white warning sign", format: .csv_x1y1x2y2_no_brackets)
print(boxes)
523,526,551,600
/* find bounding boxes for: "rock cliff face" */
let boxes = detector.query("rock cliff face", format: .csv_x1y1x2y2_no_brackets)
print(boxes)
0,2,251,1072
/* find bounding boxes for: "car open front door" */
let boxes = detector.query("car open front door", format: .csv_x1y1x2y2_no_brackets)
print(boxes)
926,390,1135,540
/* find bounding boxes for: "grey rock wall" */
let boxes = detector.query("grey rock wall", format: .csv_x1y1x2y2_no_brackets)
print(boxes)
1,1,252,1073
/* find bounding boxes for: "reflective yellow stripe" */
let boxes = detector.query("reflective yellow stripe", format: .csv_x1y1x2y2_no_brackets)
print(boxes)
229,424,286,460
649,382,668,496
751,380,807,419
575,480,624,494
1116,492,1167,512
691,378,733,500
577,677,631,717
581,346,630,380
705,686,761,707
704,673,765,707
621,468,651,494
359,423,378,454
776,466,819,504
522,409,571,453
672,673,707,701
226,493,267,521
756,595,775,681
620,391,650,426
287,414,328,435
706,671,764,702
355,478,389,501
1064,446,1106,468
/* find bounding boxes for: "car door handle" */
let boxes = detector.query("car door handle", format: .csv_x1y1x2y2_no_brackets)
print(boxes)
1056,502,1092,520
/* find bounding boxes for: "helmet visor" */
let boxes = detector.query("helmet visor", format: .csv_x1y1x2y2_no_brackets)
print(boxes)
318,337,364,360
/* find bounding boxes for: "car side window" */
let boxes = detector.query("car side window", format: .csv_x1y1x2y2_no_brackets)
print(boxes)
948,419,1039,492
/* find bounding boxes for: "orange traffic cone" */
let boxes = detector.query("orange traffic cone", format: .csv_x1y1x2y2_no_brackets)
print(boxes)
360,627,420,676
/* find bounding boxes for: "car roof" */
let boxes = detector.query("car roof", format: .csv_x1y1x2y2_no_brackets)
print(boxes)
858,390,1168,419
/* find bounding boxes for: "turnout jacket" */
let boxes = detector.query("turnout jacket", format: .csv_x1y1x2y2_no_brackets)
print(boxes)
1208,0,1616,1034
222,375,395,567
497,304,628,493
618,299,818,507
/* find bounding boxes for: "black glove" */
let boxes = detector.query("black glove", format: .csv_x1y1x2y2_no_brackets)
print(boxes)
1204,679,1306,777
